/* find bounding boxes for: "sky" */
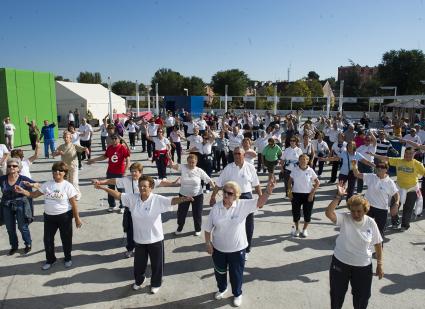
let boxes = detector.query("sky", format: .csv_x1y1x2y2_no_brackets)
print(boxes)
1,0,424,85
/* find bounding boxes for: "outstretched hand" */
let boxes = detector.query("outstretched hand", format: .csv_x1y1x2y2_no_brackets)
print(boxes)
336,181,347,197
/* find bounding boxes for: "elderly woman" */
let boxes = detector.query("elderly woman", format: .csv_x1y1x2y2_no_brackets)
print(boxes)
326,185,383,309
299,133,314,166
10,143,39,179
352,161,399,237
288,154,320,237
145,126,171,179
16,162,82,270
53,131,88,200
92,162,177,258
95,175,193,294
262,138,282,181
171,154,215,236
205,179,275,307
280,136,303,198
0,158,34,255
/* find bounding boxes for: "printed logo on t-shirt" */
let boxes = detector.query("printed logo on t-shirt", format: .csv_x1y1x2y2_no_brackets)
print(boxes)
45,189,65,200
111,153,118,163
398,166,414,173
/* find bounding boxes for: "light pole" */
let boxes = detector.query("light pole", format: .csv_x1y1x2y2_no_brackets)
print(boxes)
147,85,152,112
108,76,113,122
155,83,159,115
135,80,139,116
183,88,188,96
224,84,228,112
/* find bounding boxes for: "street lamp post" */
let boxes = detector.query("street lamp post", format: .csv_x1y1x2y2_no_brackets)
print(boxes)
183,88,189,96
224,84,228,113
155,83,159,115
135,80,139,116
147,85,152,112
108,76,113,122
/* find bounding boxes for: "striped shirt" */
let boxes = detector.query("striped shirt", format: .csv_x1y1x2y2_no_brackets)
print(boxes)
376,139,392,156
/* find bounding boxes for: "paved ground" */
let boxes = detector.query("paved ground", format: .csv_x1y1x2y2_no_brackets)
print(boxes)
1,131,424,309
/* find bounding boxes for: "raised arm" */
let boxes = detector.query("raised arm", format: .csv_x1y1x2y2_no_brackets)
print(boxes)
95,184,122,199
87,154,108,165
351,161,364,179
369,152,389,162
91,178,117,186
256,179,275,208
27,142,40,163
325,182,346,223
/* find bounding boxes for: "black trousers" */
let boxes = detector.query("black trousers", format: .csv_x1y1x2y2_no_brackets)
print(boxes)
29,135,38,150
257,153,264,172
101,135,107,151
129,132,136,147
240,192,254,253
44,210,73,263
134,240,164,287
155,154,167,179
199,155,213,190
107,172,124,208
214,150,227,171
141,133,147,152
123,208,134,251
329,256,372,309
291,192,314,223
227,150,234,163
80,140,91,160
177,194,203,232
312,158,325,176
330,161,341,183
147,137,156,158
171,142,182,164
166,126,173,137
393,190,417,229
367,206,388,238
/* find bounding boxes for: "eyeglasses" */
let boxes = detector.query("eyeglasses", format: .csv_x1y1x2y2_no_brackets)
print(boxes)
223,190,234,196
52,169,65,173
7,165,18,168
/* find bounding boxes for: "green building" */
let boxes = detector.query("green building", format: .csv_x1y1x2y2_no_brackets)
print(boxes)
0,68,57,147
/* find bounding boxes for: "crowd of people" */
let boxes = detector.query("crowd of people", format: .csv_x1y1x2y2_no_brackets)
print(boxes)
1,108,424,308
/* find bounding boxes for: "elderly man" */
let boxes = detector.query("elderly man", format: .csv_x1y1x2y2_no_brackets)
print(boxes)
210,147,262,260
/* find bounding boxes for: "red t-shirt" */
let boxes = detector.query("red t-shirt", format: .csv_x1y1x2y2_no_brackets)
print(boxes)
155,118,164,127
105,144,130,175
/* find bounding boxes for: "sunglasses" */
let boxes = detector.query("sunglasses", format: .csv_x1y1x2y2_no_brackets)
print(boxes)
7,165,18,168
223,189,234,196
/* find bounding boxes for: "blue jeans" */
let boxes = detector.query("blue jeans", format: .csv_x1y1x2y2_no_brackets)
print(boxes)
44,139,56,158
212,248,245,297
2,203,32,249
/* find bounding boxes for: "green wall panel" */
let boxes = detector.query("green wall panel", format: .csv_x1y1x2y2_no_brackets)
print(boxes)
0,68,57,147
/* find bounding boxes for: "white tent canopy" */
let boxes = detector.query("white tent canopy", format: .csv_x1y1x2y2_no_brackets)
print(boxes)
55,81,126,126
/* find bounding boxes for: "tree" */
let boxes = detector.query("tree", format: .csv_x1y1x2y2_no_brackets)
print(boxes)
112,80,136,96
307,71,320,80
378,49,425,95
182,76,205,96
151,68,185,95
284,80,313,106
211,69,250,96
77,71,102,84
307,79,323,97
55,75,71,82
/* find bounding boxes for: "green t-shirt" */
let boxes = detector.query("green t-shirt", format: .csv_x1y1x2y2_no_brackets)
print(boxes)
262,145,282,162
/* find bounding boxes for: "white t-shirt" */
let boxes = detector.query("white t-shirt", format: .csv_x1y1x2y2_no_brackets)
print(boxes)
165,116,175,127
121,193,173,244
179,164,211,196
200,142,213,155
79,124,93,141
281,147,303,171
71,132,80,145
290,166,318,193
334,212,383,266
403,134,421,145
184,122,198,134
116,176,161,195
68,113,75,122
312,140,329,157
152,137,170,150
228,133,244,151
147,123,159,136
363,174,398,210
255,137,268,154
0,144,10,165
187,135,203,152
20,158,32,179
100,124,109,137
39,180,78,215
197,119,207,130
299,141,313,156
331,141,347,157
215,162,259,193
356,144,377,162
126,123,139,133
205,199,258,252
170,131,182,143
4,123,15,136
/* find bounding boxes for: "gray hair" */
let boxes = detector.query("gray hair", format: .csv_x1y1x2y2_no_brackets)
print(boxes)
7,158,22,171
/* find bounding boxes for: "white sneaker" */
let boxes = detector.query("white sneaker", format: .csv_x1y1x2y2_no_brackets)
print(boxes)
175,230,183,235
151,287,160,294
204,189,211,194
41,262,54,270
107,207,115,213
124,251,134,258
194,231,201,236
300,229,309,238
119,208,125,214
291,229,300,237
132,283,141,290
233,295,243,307
64,260,73,268
214,288,228,300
